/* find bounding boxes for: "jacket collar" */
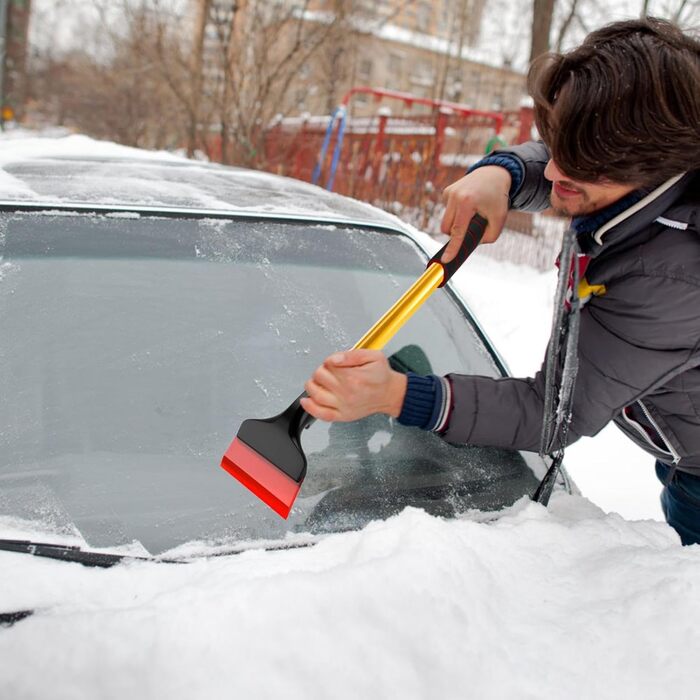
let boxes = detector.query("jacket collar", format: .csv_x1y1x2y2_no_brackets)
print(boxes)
573,171,694,257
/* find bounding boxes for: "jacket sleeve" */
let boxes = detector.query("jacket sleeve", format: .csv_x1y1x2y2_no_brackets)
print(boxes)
492,141,552,213
440,272,700,452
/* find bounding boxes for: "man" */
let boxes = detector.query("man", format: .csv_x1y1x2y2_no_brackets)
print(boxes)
301,18,700,544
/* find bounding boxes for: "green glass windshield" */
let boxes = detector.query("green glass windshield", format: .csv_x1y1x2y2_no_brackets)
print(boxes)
0,212,540,554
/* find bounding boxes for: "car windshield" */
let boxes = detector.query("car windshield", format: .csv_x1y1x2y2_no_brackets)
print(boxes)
0,211,540,555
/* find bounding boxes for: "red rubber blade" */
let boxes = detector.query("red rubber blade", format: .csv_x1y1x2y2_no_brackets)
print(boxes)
221,437,302,519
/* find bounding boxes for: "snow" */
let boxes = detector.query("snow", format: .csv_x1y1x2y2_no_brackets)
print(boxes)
0,129,185,165
1,131,697,700
2,500,699,700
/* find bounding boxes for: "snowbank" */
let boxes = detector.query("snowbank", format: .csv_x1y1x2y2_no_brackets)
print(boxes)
1,497,698,700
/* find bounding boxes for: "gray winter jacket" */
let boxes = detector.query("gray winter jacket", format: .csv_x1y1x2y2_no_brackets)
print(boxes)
443,141,700,475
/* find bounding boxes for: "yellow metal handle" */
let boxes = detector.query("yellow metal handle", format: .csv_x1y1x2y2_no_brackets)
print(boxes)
352,262,445,351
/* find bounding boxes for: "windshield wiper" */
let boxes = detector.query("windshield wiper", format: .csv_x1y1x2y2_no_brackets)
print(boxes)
0,609,33,627
0,539,133,628
0,536,319,567
0,538,177,568
0,537,315,628
0,539,181,629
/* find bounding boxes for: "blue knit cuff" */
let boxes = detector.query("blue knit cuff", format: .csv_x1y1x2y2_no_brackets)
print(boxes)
467,154,525,204
397,373,443,430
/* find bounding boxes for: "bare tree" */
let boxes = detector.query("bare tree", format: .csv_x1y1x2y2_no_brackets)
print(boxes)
139,0,218,157
188,0,212,156
27,1,187,147
436,0,470,102
669,0,699,23
555,0,581,51
208,0,336,165
555,0,698,55
530,0,557,63
314,1,416,114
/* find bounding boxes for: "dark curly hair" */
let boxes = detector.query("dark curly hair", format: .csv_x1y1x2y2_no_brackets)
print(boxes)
528,17,700,186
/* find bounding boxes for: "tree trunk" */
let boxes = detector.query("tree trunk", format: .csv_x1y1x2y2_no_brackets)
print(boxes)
530,0,556,64
3,0,32,122
189,0,211,157
436,0,468,102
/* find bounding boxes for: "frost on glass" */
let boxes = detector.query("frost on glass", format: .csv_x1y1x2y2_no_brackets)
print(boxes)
0,213,539,554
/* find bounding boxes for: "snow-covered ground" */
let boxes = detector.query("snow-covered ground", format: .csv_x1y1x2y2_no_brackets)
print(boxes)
1,131,698,700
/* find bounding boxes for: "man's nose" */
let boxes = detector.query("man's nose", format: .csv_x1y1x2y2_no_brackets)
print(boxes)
544,159,565,181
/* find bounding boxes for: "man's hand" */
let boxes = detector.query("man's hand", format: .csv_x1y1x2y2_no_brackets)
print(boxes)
300,349,407,422
440,165,512,262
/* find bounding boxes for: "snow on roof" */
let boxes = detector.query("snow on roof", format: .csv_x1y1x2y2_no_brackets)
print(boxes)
293,9,518,72
372,22,514,71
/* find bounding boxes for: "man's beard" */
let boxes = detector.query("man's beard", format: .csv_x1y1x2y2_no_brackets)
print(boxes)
550,190,597,217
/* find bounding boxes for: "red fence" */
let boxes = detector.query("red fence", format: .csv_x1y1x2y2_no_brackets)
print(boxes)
207,87,538,234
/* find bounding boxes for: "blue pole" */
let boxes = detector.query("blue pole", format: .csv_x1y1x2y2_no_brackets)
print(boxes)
325,106,347,192
312,107,340,186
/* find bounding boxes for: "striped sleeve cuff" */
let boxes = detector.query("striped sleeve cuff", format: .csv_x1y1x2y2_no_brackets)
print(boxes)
467,153,524,204
397,373,453,433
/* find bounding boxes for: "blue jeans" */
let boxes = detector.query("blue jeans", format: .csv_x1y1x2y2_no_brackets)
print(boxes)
655,461,700,546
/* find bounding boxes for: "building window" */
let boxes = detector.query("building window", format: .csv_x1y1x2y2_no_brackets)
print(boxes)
410,59,435,87
447,74,463,102
358,58,373,82
356,0,377,14
388,53,403,78
417,1,432,32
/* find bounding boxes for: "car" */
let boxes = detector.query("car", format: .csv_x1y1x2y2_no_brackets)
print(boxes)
0,139,574,586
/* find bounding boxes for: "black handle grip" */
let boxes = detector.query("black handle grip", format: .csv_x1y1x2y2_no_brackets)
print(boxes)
285,392,316,435
429,212,487,287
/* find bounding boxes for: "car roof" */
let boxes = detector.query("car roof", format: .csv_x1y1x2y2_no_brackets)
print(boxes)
0,136,418,237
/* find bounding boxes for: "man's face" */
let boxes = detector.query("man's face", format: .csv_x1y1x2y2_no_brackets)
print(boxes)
544,159,638,216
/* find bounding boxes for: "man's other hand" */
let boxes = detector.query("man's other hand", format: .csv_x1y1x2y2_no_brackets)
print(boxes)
440,165,512,262
300,349,407,422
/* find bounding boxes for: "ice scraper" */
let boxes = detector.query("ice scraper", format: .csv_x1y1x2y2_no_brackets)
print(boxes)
221,213,487,518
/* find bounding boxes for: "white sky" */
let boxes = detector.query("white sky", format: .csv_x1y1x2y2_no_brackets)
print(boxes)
477,0,700,71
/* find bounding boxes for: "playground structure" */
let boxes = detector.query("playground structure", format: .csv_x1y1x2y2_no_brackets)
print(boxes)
262,87,536,233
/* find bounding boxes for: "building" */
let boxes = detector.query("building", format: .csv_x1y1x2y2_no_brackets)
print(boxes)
192,0,526,119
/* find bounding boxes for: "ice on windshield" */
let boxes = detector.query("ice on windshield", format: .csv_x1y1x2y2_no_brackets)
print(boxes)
0,212,540,554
